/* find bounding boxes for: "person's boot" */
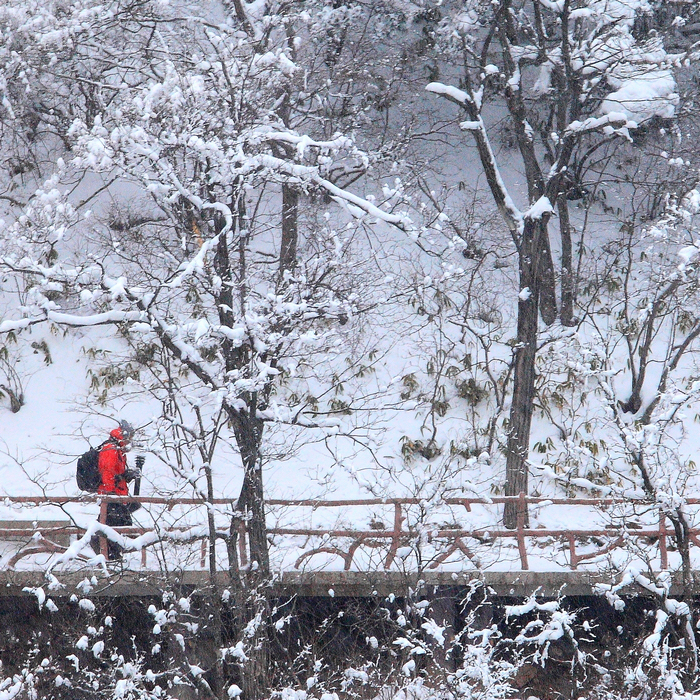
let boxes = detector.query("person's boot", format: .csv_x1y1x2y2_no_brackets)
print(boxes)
107,542,123,561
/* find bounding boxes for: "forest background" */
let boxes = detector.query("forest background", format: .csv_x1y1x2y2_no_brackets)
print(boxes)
1,0,700,699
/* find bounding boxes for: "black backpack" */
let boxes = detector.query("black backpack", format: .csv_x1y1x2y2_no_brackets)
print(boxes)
76,442,108,492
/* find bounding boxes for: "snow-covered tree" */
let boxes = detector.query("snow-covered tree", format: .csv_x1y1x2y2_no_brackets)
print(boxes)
421,0,691,525
0,0,411,572
537,187,700,582
0,1,420,693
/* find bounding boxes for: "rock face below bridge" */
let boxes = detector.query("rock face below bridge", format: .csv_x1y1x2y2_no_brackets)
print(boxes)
1,569,694,700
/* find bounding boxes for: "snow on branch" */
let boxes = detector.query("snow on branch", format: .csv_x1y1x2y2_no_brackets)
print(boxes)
506,593,584,666
315,175,412,231
137,305,220,390
165,231,222,289
565,112,637,136
596,567,673,609
46,519,216,574
254,130,354,159
505,594,559,619
47,309,144,326
0,309,144,333
595,567,698,665
426,82,523,235
524,196,554,220
534,460,615,495
251,153,412,231
0,677,23,700
257,402,342,430
678,244,700,269
0,317,40,333
537,0,564,11
425,82,471,105
201,201,233,234
459,120,483,131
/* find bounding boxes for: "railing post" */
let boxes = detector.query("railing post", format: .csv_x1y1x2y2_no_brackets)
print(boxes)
384,503,404,569
659,510,668,570
517,492,529,570
99,500,108,560
568,533,578,569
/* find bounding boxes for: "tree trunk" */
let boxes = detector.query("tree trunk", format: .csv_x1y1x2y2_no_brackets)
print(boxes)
503,216,548,528
229,409,270,580
538,232,558,326
212,193,270,579
279,183,298,281
212,195,271,699
202,464,225,699
240,594,271,700
558,195,576,327
669,512,692,587
227,407,270,700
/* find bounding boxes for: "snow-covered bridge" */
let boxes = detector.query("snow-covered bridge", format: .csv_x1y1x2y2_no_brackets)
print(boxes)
1,495,699,596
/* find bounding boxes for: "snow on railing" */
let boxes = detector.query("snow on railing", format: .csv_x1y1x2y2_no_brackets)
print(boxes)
0,493,697,572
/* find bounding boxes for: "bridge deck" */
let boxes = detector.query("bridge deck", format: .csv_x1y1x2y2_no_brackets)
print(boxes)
5,568,697,598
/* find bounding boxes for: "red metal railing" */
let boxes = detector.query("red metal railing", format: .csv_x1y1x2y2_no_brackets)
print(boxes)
1,494,698,571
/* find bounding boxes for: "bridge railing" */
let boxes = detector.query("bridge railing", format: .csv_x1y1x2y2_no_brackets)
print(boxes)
1,494,698,571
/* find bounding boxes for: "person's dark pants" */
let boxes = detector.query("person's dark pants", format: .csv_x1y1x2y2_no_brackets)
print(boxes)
105,502,133,561
91,502,136,560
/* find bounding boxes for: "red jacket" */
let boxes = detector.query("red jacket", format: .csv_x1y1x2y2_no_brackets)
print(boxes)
98,427,129,496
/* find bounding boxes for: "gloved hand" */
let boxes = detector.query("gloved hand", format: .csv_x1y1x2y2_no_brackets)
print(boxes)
122,468,141,483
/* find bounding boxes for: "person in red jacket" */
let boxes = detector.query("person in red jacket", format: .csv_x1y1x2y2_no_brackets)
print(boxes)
98,420,140,560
